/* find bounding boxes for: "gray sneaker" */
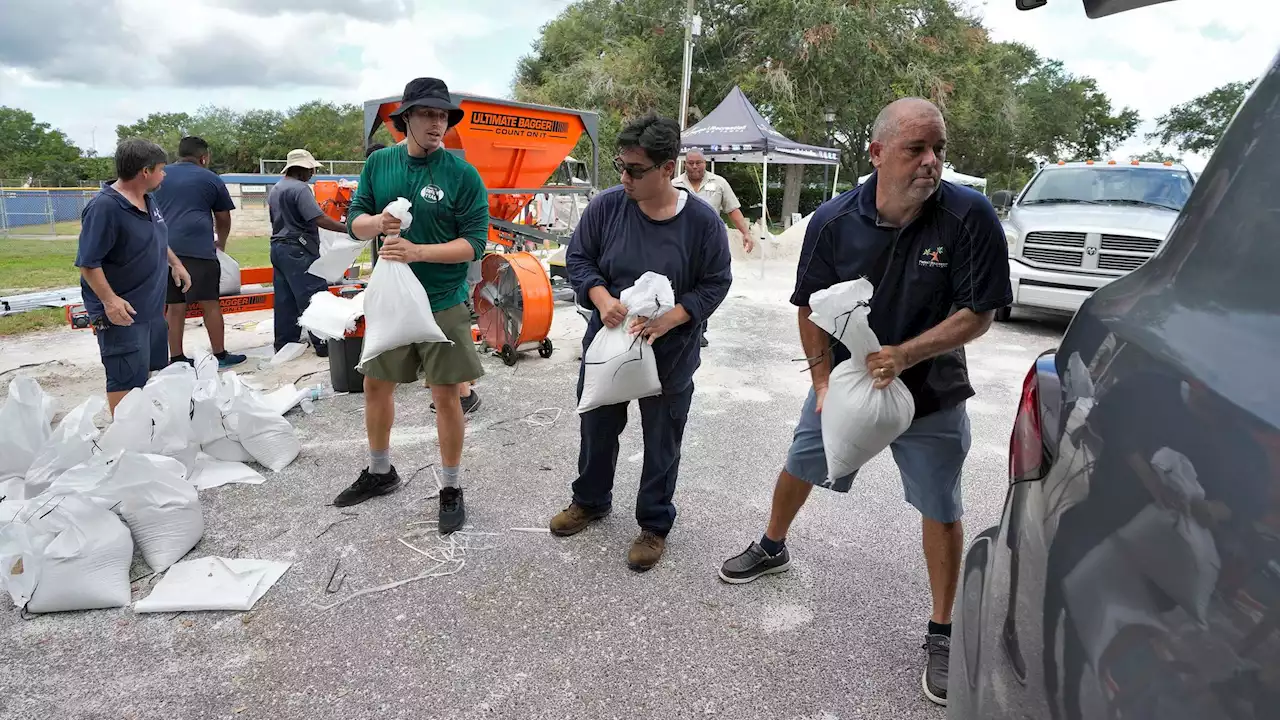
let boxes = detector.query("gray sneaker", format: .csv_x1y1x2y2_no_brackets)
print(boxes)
922,633,950,706
717,542,791,584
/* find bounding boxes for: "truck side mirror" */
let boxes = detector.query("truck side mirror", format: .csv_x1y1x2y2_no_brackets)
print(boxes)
991,190,1014,209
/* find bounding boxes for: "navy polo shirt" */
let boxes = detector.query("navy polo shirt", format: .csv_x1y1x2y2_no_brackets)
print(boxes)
75,185,170,323
792,172,1012,418
153,161,235,259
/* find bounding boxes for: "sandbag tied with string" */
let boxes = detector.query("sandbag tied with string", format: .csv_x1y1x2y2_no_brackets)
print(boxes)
576,272,676,414
806,278,915,480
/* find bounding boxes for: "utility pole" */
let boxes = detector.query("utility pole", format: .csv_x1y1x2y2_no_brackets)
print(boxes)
677,0,699,176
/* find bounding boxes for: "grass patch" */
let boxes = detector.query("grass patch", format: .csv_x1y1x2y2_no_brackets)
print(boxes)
0,307,67,336
0,236,273,293
0,220,82,238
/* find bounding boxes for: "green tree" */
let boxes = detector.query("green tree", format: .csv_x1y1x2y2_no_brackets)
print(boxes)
0,106,84,184
277,101,365,166
1131,149,1182,163
1148,79,1252,154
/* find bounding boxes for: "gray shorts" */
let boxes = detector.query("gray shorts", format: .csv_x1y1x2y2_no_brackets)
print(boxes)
784,387,970,523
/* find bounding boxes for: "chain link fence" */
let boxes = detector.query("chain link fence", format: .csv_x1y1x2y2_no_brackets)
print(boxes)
0,187,99,238
257,159,366,176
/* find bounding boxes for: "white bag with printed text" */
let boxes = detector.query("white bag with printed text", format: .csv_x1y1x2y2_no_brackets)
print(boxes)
808,279,915,480
577,272,675,413
357,197,449,370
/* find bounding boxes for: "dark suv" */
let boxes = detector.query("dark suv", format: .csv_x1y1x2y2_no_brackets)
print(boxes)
949,2,1280,719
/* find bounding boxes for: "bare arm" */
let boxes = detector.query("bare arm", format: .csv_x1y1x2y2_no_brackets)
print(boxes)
80,267,119,306
213,211,231,250
728,208,751,239
798,306,833,391
413,238,476,264
315,214,348,233
899,308,994,368
166,247,184,269
350,213,384,240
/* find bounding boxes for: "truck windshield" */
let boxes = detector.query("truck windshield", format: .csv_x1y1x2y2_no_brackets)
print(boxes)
1020,166,1195,212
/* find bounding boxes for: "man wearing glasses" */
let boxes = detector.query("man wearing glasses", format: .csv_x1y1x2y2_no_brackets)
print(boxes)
549,114,733,571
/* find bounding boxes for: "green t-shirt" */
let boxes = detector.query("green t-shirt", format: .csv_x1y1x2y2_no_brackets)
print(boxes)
347,145,490,311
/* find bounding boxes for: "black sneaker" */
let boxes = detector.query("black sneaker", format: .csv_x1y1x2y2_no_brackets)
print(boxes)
170,355,193,366
699,335,710,348
216,352,247,369
439,486,466,534
314,341,329,359
717,541,791,584
333,466,401,507
430,390,482,415
922,633,950,706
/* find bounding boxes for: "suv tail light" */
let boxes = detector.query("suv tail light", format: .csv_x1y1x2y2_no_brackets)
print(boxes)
1009,363,1045,481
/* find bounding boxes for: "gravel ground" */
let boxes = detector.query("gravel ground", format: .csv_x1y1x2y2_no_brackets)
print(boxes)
0,261,1068,720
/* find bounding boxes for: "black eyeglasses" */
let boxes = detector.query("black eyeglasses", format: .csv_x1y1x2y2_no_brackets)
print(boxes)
613,156,661,179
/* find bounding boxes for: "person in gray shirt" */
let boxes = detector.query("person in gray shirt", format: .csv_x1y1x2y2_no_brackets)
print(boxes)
267,149,349,355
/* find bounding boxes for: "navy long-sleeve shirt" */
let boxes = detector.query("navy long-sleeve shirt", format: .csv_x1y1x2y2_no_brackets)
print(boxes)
567,186,732,393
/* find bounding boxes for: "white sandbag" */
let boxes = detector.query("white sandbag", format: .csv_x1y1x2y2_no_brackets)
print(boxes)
298,290,365,342
808,279,915,480
202,436,254,463
309,234,370,283
231,393,300,472
99,453,203,572
0,494,134,613
217,249,241,296
0,376,56,480
98,389,157,455
24,396,106,496
186,454,265,490
190,378,227,446
135,556,291,613
193,352,219,383
577,272,675,413
357,197,449,370
143,364,197,455
269,343,308,366
261,383,307,416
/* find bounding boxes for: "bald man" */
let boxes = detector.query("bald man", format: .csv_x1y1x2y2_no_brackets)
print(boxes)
717,98,1011,706
673,149,752,347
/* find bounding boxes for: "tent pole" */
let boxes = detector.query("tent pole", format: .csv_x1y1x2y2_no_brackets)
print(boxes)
831,162,840,200
760,158,768,279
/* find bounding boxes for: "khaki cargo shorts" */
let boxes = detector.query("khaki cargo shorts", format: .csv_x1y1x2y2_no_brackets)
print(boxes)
360,303,484,386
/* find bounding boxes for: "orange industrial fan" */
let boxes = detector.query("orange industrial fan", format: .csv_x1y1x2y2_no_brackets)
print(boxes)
472,252,554,366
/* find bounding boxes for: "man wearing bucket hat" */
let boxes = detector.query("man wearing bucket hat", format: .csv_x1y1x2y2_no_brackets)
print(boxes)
333,78,491,536
266,148,350,355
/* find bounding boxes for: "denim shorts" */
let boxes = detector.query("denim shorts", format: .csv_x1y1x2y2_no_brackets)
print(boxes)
96,317,168,392
784,387,971,523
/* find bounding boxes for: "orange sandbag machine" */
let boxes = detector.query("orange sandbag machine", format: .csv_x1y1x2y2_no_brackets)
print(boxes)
358,93,599,366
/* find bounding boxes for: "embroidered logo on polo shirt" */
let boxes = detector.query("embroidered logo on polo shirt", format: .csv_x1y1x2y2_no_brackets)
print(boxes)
420,185,444,203
919,246,947,269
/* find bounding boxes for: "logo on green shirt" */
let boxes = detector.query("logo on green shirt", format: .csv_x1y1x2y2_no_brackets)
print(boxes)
420,184,444,203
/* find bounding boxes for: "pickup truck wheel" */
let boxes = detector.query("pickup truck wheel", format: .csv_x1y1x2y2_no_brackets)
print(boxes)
995,306,1013,322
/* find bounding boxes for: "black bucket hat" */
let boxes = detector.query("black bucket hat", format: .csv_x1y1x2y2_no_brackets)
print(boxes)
390,77,463,128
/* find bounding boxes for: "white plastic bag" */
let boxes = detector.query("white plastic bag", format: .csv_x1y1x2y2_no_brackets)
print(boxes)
808,279,915,480
577,272,675,413
357,197,449,370
217,249,241,296
24,396,106,496
269,343,308,366
231,393,300,472
0,494,134,613
99,453,204,572
298,291,365,342
135,556,291,613
309,232,369,282
186,454,265,490
0,376,56,480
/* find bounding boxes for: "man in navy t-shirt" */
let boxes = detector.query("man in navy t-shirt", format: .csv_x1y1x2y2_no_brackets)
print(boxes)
155,136,245,369
551,114,733,572
716,98,1012,706
75,139,193,414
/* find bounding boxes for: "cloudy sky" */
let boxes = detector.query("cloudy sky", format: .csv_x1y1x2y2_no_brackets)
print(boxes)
1,0,1274,171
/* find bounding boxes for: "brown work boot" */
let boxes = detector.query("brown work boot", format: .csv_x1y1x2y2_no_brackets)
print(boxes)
549,502,611,537
627,531,666,572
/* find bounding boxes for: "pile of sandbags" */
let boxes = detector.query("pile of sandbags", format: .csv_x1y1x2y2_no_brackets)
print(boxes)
0,354,302,613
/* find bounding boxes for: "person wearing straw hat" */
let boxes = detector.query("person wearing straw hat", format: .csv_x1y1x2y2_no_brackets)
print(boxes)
266,148,350,356
332,78,490,537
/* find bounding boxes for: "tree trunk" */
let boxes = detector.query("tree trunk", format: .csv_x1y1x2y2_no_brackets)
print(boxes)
781,164,804,226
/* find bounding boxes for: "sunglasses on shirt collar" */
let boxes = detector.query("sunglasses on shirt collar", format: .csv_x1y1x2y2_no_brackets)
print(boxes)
612,156,665,179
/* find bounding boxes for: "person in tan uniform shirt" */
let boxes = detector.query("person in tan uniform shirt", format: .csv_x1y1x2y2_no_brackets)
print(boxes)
673,148,753,346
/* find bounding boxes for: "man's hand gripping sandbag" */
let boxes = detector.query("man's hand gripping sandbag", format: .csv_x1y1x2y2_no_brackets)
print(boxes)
357,197,450,371
577,272,676,414
808,278,914,480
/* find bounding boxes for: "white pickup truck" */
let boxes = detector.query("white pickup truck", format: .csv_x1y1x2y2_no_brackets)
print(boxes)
991,160,1196,320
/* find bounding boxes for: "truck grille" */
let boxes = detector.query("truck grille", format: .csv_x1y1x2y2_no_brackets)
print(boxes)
1025,231,1086,247
1097,255,1148,272
1024,247,1084,266
1100,234,1161,253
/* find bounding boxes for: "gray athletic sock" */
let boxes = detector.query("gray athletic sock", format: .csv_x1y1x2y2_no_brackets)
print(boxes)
440,465,461,489
370,448,391,475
